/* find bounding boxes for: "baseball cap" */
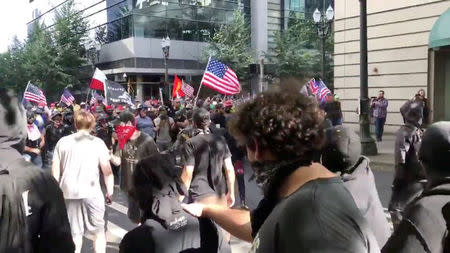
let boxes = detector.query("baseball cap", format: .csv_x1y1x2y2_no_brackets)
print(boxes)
116,105,125,112
51,111,63,119
321,125,361,173
224,100,233,107
111,111,135,126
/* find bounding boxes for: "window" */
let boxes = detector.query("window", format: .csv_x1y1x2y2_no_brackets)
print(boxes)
290,0,305,12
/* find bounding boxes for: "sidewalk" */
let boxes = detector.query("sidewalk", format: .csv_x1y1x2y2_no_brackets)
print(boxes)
366,134,395,170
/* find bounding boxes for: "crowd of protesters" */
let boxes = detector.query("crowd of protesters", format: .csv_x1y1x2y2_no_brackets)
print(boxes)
1,82,449,253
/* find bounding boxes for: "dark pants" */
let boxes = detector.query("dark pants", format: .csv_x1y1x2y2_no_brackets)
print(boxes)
388,181,425,229
374,117,386,141
236,174,246,205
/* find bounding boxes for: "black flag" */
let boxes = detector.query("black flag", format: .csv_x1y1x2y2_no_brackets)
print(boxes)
105,80,134,107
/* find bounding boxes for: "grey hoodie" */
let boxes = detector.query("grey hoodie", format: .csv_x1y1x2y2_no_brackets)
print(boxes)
0,87,74,252
322,126,391,246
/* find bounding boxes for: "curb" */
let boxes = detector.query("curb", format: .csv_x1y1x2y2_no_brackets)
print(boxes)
370,161,395,172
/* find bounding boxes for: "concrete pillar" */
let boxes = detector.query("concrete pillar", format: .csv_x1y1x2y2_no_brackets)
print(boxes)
136,75,144,103
251,0,268,60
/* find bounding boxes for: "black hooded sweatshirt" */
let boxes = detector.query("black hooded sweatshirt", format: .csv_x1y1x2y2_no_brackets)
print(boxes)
0,88,74,252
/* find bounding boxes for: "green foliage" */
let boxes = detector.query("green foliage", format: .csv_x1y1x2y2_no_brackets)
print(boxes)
0,38,29,94
0,0,88,100
271,13,334,83
53,0,89,91
204,8,254,80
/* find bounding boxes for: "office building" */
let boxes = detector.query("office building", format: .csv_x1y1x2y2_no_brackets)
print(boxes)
27,0,107,39
334,0,450,132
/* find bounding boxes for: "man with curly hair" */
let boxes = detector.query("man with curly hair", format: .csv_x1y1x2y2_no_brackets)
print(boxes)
182,90,379,252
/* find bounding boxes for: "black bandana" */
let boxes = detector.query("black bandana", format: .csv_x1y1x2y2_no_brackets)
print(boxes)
250,158,311,238
250,158,311,198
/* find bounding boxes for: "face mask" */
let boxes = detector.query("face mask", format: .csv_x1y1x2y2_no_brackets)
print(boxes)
250,159,310,198
115,125,136,150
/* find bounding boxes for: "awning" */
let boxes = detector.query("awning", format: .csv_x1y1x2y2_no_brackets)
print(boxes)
429,8,450,48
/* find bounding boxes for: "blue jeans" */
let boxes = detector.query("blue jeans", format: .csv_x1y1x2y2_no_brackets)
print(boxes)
23,153,43,168
374,117,386,141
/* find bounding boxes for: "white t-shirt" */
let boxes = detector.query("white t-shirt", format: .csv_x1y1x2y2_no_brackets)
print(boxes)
53,131,110,199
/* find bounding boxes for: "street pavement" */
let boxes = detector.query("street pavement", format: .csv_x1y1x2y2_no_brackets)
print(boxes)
80,134,397,253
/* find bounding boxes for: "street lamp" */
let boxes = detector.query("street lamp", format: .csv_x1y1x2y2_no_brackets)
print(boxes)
359,0,377,155
313,5,334,88
161,36,171,98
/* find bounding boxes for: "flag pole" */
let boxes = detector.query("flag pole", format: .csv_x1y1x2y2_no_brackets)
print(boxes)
22,81,31,105
85,88,91,105
159,88,164,105
104,81,108,106
195,56,211,105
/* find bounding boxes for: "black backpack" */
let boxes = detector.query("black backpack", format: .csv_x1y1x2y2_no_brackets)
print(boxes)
0,168,30,253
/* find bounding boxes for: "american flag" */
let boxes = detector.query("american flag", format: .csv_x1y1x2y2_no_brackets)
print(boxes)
24,83,47,105
181,80,195,97
201,58,240,95
308,78,331,103
90,92,103,105
60,88,75,106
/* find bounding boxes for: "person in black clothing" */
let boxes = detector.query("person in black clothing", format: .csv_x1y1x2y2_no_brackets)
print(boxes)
43,111,66,169
321,93,343,126
389,100,425,228
110,111,159,223
211,103,227,129
63,110,76,136
0,87,75,252
181,108,236,208
182,89,379,252
383,122,450,253
96,114,113,150
120,154,231,253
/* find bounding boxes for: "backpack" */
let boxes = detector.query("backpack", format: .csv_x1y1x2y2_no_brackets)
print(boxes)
0,168,30,253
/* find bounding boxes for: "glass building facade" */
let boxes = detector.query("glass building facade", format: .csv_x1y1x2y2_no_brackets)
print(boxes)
106,0,249,43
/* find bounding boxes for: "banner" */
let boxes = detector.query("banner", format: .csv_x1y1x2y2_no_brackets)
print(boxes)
105,80,134,107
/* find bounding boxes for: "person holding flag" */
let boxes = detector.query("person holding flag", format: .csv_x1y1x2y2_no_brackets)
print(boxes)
60,88,75,106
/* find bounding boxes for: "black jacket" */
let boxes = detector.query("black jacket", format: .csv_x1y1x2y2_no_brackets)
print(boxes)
383,180,450,253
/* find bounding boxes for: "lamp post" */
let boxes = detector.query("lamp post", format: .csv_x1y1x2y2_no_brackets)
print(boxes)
359,0,377,155
313,5,334,87
161,36,171,98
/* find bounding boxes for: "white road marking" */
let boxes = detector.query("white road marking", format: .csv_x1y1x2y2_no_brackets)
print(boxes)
109,201,128,215
107,220,128,239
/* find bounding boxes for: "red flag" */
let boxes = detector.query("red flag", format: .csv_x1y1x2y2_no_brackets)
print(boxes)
90,68,107,91
172,74,185,98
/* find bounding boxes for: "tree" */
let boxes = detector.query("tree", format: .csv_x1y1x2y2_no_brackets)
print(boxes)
0,37,29,94
53,0,89,91
0,0,90,100
204,8,254,81
23,22,63,99
271,13,334,83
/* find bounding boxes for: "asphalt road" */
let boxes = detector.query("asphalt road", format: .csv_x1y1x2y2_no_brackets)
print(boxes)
79,160,395,253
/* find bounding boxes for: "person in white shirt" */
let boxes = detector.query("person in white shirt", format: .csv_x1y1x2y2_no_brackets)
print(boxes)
52,111,114,253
